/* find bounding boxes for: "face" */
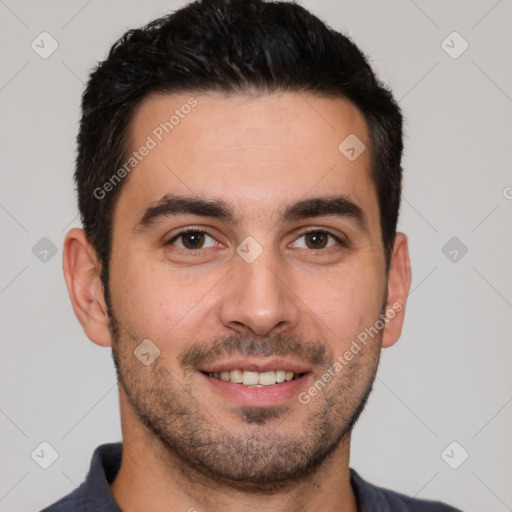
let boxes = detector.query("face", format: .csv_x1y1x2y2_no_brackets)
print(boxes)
103,91,394,490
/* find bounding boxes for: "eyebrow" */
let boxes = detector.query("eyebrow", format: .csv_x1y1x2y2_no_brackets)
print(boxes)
132,193,369,233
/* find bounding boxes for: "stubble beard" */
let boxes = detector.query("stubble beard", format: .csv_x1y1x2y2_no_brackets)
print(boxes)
108,312,382,493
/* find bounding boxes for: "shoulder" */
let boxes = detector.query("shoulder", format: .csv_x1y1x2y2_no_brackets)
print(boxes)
38,443,123,512
350,468,463,512
39,489,89,512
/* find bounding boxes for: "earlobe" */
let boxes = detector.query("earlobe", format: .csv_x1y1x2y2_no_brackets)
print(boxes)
381,232,412,349
62,228,112,347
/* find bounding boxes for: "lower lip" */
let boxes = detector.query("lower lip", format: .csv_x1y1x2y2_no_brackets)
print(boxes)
199,372,311,407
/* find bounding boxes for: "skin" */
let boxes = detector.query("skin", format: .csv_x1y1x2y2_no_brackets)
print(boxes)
63,91,411,512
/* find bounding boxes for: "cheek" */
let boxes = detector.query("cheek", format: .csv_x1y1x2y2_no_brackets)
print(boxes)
299,263,384,347
109,247,171,338
110,249,218,357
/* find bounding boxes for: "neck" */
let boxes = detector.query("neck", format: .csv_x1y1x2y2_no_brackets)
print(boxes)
110,388,358,512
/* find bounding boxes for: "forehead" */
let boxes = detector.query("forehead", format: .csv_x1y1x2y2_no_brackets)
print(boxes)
115,90,379,233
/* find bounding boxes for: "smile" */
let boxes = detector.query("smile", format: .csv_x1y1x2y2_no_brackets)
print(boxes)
203,369,303,387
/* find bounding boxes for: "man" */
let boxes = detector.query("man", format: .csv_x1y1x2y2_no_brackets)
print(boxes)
42,0,461,510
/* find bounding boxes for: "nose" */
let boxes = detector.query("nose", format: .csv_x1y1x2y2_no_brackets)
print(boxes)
218,245,301,338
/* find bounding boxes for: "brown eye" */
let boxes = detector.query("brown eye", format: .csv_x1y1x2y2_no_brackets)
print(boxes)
292,230,342,250
167,230,217,251
181,231,206,249
304,231,329,249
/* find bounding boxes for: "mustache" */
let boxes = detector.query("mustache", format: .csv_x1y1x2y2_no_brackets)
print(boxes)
179,332,334,370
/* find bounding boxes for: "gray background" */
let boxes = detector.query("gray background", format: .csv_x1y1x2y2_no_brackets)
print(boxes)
1,1,511,511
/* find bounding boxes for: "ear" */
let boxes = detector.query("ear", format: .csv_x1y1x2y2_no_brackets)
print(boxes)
62,228,112,347
381,232,412,349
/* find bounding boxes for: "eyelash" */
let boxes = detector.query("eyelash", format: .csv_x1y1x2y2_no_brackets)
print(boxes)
166,228,347,254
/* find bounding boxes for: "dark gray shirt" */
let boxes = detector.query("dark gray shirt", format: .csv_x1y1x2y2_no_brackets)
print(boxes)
40,443,462,511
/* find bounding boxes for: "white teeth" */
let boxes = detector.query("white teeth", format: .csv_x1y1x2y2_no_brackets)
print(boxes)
259,371,276,386
242,371,259,386
229,369,243,383
207,369,301,386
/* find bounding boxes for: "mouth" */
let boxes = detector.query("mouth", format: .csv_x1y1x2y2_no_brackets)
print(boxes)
201,369,304,387
198,360,312,407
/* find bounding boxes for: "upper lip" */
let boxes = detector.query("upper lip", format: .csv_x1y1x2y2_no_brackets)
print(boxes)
199,358,312,374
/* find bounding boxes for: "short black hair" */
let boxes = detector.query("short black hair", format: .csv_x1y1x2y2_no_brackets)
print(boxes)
76,0,403,308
